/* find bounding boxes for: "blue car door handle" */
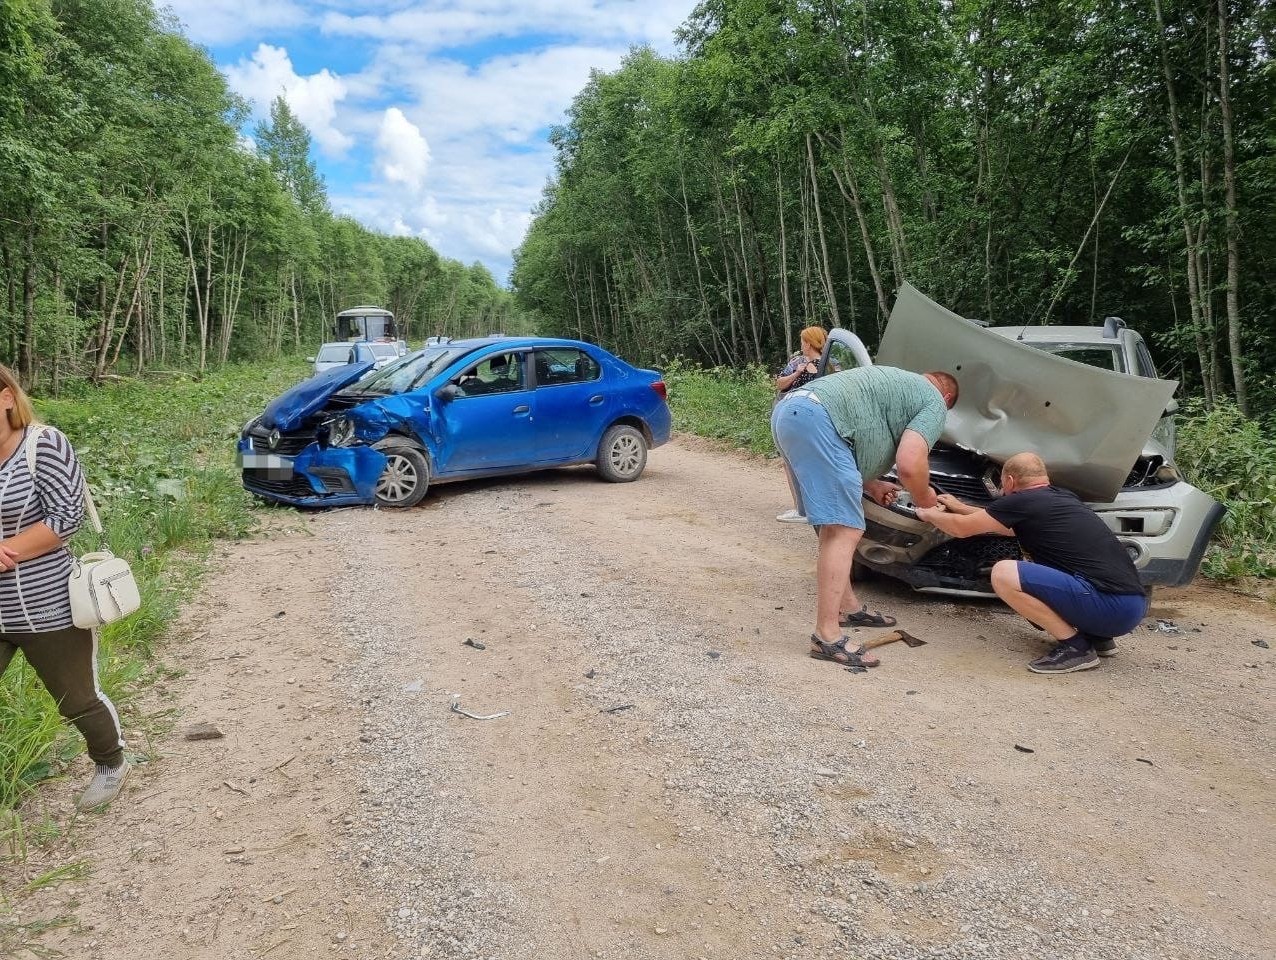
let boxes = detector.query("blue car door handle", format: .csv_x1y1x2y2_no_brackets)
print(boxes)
513,404,531,415
588,395,604,406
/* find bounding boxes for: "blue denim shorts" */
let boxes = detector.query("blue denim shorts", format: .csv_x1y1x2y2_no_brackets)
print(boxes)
1016,562,1148,638
771,392,865,529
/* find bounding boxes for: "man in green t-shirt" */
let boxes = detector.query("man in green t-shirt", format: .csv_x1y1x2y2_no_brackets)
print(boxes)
770,365,958,666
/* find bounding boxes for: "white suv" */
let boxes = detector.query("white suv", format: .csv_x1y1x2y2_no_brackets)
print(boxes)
825,285,1224,594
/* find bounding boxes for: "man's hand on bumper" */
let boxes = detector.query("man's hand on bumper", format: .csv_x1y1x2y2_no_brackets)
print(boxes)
863,479,902,507
936,493,975,515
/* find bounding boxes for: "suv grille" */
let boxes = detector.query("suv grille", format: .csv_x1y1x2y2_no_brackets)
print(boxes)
917,536,1022,577
883,442,1001,506
932,473,997,505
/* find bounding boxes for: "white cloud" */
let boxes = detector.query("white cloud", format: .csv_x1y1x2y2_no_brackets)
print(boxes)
320,0,689,54
325,41,626,277
368,44,626,142
224,44,354,156
376,108,431,192
161,0,307,45
201,2,698,277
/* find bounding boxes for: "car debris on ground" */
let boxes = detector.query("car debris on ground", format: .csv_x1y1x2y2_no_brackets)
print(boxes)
448,696,509,721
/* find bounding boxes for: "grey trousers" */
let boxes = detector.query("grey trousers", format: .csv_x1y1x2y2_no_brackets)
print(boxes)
0,625,127,768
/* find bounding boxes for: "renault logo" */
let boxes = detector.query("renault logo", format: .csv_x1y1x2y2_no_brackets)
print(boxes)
268,429,281,449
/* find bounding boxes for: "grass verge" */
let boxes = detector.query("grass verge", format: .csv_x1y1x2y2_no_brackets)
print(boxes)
0,356,309,865
663,359,778,455
664,362,1276,583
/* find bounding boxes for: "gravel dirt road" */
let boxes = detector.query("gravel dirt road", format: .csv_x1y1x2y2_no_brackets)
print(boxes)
14,436,1275,960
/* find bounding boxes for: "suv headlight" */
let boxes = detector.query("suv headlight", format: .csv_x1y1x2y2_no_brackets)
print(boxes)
327,415,356,447
241,415,261,436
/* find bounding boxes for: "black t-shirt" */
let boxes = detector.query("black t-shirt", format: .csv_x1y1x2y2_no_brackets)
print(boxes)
985,485,1145,595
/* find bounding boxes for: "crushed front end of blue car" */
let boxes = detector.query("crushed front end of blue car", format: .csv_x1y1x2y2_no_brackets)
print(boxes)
238,434,388,506
237,360,397,507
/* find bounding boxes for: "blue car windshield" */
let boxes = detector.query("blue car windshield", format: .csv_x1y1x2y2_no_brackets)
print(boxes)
350,346,462,395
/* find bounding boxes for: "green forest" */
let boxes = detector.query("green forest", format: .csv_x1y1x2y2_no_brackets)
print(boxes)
513,0,1274,421
0,0,526,392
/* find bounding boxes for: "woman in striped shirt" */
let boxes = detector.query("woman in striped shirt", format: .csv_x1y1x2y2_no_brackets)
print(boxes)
0,365,129,811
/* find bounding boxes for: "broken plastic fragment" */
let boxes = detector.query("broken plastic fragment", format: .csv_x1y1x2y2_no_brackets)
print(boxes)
449,695,508,721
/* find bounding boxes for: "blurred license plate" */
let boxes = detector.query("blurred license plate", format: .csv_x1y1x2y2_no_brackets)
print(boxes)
238,452,293,477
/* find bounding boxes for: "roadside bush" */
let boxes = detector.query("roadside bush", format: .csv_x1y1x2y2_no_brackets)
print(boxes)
1175,401,1276,581
0,357,306,852
663,358,778,456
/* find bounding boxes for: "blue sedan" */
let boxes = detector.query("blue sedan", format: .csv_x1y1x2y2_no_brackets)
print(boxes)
237,336,672,508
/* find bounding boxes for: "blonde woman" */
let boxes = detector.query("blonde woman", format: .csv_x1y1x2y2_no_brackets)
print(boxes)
774,326,828,522
0,365,129,811
775,325,828,395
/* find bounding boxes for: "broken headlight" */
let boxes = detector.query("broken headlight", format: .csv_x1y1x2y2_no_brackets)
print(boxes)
326,415,356,447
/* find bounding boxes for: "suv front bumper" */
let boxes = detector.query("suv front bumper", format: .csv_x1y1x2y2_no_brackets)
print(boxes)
855,480,1224,594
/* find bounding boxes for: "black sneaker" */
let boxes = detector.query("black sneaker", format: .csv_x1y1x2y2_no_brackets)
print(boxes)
1028,643,1099,675
1090,636,1118,658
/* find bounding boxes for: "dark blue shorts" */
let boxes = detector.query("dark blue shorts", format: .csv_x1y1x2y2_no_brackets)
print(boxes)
1016,562,1147,638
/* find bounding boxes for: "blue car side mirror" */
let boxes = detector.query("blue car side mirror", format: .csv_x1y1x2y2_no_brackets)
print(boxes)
436,383,461,403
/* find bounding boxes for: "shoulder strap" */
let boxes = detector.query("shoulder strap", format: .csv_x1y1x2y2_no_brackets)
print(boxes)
23,424,104,537
23,425,47,476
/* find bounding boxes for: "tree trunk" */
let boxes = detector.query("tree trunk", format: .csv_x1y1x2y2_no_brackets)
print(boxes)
1153,0,1213,403
1215,0,1246,414
158,245,167,367
20,225,36,385
824,133,889,326
775,152,792,355
181,205,210,373
290,267,301,349
805,134,841,329
731,174,763,363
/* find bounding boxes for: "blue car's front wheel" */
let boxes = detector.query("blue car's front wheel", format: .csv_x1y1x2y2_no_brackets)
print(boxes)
373,440,431,508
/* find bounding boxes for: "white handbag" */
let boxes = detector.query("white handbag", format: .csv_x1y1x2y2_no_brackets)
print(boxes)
25,427,141,629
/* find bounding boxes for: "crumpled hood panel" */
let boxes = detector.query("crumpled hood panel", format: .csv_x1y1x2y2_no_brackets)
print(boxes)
260,361,376,432
876,284,1177,503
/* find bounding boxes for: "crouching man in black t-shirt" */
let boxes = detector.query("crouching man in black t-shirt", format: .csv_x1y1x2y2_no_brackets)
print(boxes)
915,452,1148,675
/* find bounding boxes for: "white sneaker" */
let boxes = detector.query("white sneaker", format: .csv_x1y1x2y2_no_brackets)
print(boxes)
77,759,131,811
775,509,807,523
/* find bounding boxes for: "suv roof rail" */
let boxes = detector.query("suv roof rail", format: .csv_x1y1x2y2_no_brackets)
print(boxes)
1102,316,1127,338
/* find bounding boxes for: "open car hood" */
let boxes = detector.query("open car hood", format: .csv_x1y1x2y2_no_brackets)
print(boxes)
876,284,1177,503
260,361,375,432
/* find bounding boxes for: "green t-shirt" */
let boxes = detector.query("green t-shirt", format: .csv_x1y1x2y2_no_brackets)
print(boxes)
807,366,947,478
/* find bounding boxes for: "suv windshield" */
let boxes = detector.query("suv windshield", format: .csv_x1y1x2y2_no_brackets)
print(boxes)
369,343,399,359
1024,342,1125,373
350,347,462,395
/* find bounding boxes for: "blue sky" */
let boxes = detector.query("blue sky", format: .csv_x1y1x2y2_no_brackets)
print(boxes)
162,1,695,284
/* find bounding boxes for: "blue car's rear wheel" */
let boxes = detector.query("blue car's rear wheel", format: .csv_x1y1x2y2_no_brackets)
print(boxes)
597,424,647,483
373,440,430,508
